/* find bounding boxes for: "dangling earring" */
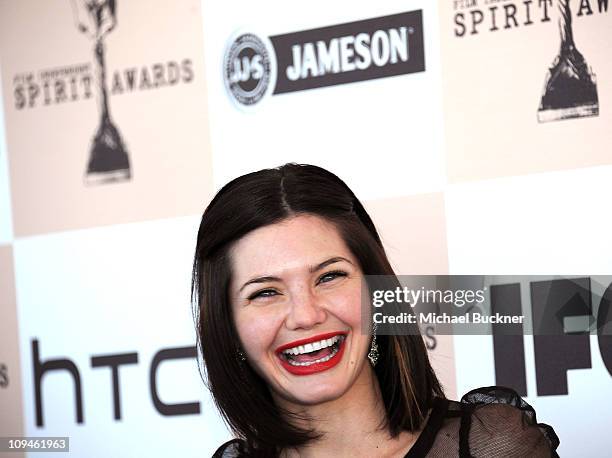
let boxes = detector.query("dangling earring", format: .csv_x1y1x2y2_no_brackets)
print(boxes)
235,348,253,393
368,321,379,366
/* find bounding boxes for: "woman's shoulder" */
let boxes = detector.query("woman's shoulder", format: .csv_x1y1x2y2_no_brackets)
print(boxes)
212,387,560,457
443,385,560,458
212,438,247,458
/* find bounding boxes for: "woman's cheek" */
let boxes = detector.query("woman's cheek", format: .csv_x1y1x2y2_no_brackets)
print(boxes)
327,285,363,322
238,306,284,345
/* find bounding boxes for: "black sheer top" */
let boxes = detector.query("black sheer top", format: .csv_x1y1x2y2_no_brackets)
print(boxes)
212,386,560,457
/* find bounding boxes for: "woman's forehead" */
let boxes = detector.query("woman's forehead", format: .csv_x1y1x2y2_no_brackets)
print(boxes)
229,215,354,279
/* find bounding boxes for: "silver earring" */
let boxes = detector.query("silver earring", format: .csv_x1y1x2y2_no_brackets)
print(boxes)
237,349,247,362
368,322,379,366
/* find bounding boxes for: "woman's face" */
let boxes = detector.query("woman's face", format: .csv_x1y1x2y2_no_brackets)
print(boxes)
229,214,372,406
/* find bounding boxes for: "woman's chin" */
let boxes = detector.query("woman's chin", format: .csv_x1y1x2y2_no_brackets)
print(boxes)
271,357,372,408
279,384,348,406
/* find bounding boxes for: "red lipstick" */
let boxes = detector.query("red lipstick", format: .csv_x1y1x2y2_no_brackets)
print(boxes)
276,331,347,376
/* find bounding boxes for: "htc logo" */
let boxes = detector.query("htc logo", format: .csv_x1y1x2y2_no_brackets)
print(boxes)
32,340,200,426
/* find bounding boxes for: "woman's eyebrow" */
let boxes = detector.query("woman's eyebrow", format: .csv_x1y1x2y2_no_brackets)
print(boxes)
238,257,353,293
239,276,281,293
309,256,353,273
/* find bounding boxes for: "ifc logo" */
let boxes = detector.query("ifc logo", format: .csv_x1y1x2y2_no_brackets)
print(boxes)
223,33,275,107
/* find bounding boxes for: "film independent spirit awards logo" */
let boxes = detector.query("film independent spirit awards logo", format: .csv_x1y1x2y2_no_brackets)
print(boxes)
452,0,606,123
223,10,426,108
11,0,194,185
73,0,130,185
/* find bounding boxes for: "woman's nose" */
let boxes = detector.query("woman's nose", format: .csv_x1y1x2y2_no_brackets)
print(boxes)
284,288,327,330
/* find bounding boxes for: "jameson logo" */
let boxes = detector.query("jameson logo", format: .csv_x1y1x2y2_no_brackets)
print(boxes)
224,33,273,106
224,10,425,107
10,0,194,185
453,0,609,37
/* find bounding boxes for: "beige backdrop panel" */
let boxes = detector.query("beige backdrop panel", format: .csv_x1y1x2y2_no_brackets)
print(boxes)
0,245,24,458
0,0,212,237
440,0,612,182
365,194,456,399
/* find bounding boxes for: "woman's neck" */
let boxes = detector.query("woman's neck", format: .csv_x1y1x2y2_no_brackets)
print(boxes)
276,366,419,458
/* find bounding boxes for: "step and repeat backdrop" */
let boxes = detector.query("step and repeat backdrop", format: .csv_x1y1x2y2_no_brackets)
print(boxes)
1,0,611,456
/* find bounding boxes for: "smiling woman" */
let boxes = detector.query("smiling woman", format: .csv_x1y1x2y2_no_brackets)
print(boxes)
191,163,559,457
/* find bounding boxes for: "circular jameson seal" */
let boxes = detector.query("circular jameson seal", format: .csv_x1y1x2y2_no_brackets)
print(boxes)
223,33,274,107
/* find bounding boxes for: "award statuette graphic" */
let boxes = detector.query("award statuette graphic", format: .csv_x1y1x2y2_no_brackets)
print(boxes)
71,0,131,184
537,0,599,123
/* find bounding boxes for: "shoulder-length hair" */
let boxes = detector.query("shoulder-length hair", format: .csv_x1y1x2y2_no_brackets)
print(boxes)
192,163,443,457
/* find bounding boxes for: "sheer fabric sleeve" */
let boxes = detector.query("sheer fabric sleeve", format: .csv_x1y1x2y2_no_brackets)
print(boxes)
211,439,245,458
459,386,560,458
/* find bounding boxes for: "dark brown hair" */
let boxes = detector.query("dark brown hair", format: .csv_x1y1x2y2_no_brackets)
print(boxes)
192,163,443,456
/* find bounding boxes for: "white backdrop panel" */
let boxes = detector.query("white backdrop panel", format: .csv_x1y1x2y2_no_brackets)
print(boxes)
445,165,612,457
202,0,446,201
13,216,231,457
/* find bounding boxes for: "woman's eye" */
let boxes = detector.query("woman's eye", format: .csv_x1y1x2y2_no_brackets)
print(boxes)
318,271,347,284
248,289,278,300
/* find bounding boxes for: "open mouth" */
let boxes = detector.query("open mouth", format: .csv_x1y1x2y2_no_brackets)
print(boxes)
276,332,347,376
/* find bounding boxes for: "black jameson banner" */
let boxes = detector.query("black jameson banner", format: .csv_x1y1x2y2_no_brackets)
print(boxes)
270,11,425,94
223,10,425,106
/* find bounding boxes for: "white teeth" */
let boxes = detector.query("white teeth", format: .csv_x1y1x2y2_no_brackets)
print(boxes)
282,335,344,356
286,345,340,366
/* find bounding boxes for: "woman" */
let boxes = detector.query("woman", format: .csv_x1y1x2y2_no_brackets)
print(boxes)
192,163,559,457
